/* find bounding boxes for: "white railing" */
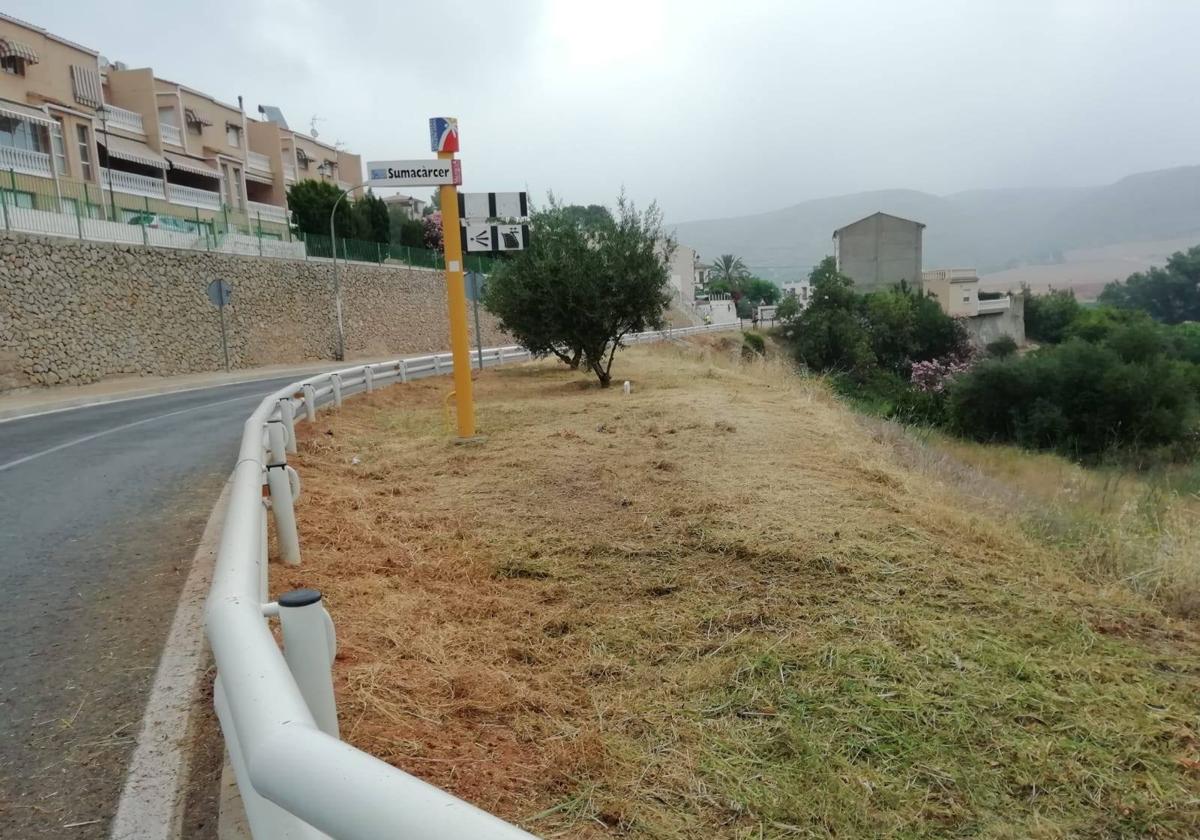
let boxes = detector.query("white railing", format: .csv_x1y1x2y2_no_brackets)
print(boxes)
103,104,145,135
247,150,272,174
106,169,166,200
977,297,1012,315
160,122,183,146
246,199,289,224
0,145,53,178
167,182,222,210
283,162,296,182
208,322,737,839
922,268,978,283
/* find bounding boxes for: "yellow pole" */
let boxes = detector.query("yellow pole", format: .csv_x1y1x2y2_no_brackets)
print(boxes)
438,149,476,438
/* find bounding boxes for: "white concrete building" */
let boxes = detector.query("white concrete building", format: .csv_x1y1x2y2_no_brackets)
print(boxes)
781,279,812,309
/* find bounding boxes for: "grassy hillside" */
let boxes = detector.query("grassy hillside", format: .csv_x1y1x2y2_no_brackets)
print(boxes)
282,340,1200,838
670,166,1200,282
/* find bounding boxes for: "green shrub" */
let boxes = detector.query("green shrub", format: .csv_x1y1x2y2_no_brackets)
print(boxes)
985,335,1018,358
1023,287,1081,344
742,331,765,357
949,340,1199,458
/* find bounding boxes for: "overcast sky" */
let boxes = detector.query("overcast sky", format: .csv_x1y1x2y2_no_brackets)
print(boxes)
11,0,1198,222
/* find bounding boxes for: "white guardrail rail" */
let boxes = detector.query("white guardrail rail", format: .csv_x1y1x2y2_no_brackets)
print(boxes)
207,322,737,838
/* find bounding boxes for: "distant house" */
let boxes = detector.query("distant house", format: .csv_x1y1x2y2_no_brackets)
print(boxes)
781,279,812,309
923,268,1025,346
833,212,925,293
383,194,427,220
660,241,702,306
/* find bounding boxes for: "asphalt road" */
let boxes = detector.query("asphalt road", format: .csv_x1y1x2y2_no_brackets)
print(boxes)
0,375,317,838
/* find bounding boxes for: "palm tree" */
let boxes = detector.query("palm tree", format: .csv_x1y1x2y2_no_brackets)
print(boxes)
710,254,749,286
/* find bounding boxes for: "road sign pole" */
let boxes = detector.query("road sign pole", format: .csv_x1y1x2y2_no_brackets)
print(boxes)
438,148,475,438
471,272,484,371
218,298,230,372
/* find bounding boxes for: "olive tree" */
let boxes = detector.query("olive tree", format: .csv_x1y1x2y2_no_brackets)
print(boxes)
484,194,673,387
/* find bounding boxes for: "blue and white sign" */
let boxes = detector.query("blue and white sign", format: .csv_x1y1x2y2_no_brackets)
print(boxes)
429,117,459,153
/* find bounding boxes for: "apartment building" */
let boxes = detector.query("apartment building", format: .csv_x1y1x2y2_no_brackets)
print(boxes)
0,12,362,235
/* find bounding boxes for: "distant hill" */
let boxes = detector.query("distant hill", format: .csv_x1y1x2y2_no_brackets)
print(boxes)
669,165,1200,283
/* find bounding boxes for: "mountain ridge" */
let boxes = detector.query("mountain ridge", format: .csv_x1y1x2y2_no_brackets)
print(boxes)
669,165,1200,281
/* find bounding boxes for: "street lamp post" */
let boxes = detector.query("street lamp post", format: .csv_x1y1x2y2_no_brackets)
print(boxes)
97,105,116,221
329,182,367,361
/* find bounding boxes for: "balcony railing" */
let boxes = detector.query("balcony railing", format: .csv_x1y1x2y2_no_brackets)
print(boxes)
246,150,272,174
922,268,978,283
160,123,183,147
167,182,222,210
247,200,289,225
105,169,166,200
0,145,53,178
977,297,1012,315
283,162,296,182
102,104,145,135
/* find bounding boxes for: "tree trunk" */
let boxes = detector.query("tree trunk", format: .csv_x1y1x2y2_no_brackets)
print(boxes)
589,360,611,388
569,347,582,370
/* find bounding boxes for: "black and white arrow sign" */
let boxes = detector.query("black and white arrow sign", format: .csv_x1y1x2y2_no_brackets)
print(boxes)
462,222,530,253
458,192,529,221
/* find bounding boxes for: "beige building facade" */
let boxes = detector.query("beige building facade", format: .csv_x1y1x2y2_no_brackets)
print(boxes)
0,11,363,236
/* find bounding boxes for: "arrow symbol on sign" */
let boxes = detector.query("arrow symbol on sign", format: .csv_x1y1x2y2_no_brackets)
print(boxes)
471,230,490,246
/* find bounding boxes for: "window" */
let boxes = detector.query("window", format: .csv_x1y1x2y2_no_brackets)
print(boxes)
963,295,971,303
158,106,179,127
50,117,68,175
0,116,50,153
0,55,24,76
76,124,93,180
226,123,241,148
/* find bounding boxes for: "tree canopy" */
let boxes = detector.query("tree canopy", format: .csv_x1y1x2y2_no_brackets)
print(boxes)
709,254,749,287
287,179,390,244
484,194,673,387
1098,245,1200,324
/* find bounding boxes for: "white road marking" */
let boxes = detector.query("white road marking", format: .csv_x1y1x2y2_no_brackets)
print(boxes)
109,479,231,840
0,393,256,473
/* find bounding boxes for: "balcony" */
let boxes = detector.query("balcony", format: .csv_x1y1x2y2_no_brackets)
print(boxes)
159,123,183,147
105,169,165,200
246,200,289,225
246,150,272,175
0,145,53,178
922,268,978,284
977,297,1012,315
102,104,145,136
167,182,221,210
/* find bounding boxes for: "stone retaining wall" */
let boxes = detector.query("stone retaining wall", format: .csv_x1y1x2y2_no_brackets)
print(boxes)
0,233,508,389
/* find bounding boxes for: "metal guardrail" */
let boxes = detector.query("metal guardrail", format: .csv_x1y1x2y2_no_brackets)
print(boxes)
206,323,738,838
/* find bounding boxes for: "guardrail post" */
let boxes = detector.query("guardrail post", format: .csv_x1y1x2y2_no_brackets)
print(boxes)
302,384,316,422
278,588,340,738
278,399,297,454
433,354,441,375
259,498,270,602
330,373,343,407
398,360,408,383
363,365,374,393
266,423,301,566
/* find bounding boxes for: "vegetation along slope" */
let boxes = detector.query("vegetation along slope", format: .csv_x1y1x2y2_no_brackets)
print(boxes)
279,339,1200,839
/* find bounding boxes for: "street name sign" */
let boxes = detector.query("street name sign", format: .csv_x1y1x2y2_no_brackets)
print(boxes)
366,159,462,188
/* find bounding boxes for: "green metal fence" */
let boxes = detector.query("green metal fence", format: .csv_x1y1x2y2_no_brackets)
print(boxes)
297,231,501,274
1,167,501,273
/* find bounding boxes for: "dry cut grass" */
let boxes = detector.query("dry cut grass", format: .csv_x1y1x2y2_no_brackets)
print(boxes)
280,338,1200,839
